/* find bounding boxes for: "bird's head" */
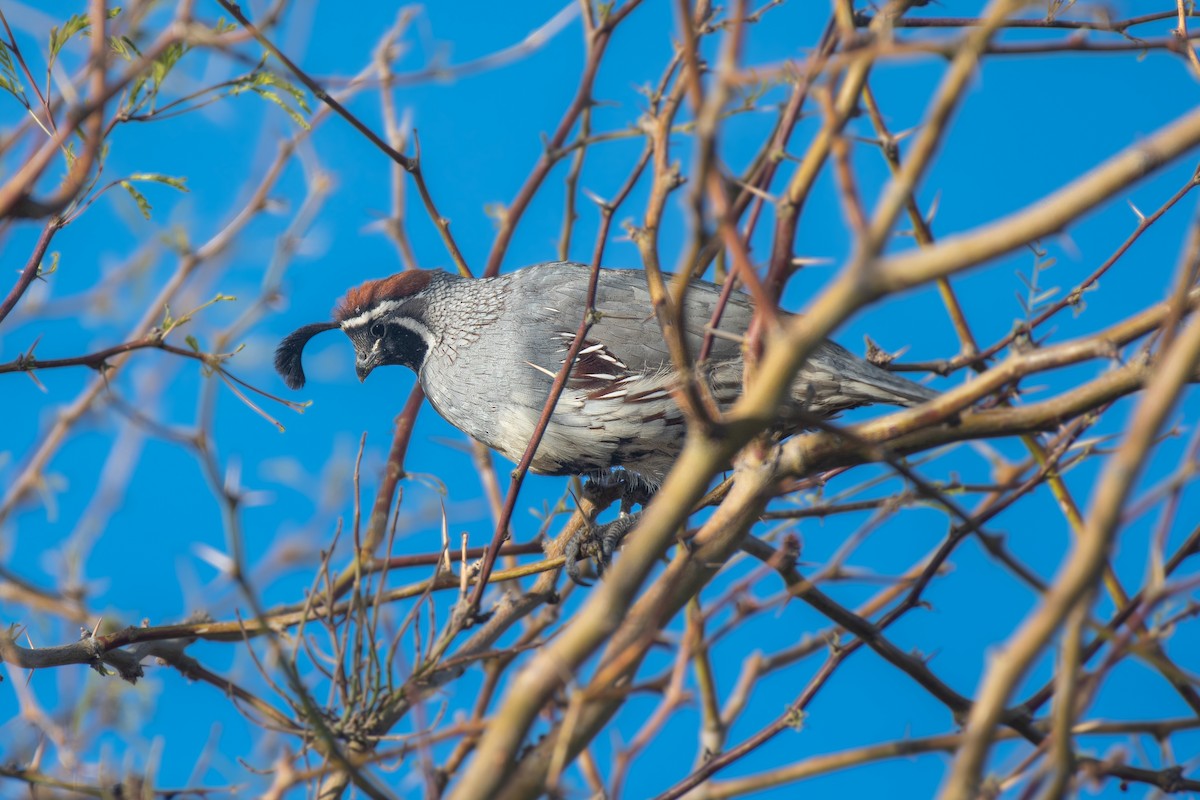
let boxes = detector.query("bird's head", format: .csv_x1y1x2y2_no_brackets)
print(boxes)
275,269,439,390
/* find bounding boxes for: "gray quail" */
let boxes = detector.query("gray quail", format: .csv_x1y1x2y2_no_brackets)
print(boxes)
276,261,936,580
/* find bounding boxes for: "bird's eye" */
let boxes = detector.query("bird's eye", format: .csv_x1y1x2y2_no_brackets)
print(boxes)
370,322,386,338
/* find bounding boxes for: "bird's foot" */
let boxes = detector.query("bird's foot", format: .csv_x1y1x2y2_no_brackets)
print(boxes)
563,470,654,585
563,510,643,585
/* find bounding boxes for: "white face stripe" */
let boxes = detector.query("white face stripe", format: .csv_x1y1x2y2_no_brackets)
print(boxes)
340,298,436,368
340,300,403,330
347,312,435,350
394,318,434,347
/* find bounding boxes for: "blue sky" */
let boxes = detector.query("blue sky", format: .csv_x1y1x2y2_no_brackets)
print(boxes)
1,1,1198,796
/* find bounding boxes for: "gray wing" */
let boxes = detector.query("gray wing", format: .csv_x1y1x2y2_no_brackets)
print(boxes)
513,262,752,393
509,261,936,412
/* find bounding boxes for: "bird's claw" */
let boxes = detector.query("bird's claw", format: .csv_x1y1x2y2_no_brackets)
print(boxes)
563,470,654,585
564,510,643,585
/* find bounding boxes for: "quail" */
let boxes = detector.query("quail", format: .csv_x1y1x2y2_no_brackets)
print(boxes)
276,261,936,579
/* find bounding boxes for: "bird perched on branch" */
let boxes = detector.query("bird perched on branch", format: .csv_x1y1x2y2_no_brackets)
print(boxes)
276,261,936,580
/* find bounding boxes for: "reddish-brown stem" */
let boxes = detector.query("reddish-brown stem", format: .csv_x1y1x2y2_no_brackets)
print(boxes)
859,10,1194,32
482,0,644,277
0,221,58,326
467,262,605,611
469,141,654,609
214,0,414,171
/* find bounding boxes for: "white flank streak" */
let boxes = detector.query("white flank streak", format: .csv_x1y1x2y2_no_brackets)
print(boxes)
525,361,559,379
704,326,745,343
579,343,605,354
585,373,617,381
594,389,628,400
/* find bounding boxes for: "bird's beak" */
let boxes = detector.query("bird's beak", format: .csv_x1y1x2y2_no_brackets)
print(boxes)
356,361,374,382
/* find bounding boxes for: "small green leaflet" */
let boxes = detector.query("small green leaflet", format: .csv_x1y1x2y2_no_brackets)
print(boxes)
230,70,312,130
120,180,151,219
0,41,25,101
109,35,139,62
118,173,187,219
127,173,189,192
49,8,122,59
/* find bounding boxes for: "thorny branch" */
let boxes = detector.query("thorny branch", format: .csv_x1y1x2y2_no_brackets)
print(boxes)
3,2,1200,799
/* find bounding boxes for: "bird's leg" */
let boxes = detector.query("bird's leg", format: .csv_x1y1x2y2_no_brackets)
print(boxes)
600,470,653,563
563,470,652,585
596,509,641,565
563,471,620,585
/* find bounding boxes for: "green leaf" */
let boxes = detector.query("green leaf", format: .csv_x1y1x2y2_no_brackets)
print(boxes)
151,42,185,89
230,70,313,128
48,8,121,61
185,334,201,352
123,39,188,116
120,180,151,219
254,71,311,113
250,85,311,130
38,252,59,278
109,35,137,62
127,173,189,192
127,72,148,110
49,14,91,59
0,41,15,75
116,174,187,219
0,41,26,102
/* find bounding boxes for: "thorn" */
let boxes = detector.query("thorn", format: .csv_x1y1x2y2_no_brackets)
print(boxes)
790,255,834,267
581,187,609,210
1127,198,1146,224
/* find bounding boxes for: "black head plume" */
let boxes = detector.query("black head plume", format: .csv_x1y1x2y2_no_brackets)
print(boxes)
275,322,338,390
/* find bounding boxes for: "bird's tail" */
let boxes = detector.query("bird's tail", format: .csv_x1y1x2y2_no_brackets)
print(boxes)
842,361,938,407
799,340,937,411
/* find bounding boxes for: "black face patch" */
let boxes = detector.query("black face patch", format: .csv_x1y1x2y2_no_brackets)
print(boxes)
385,324,429,371
355,321,429,373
